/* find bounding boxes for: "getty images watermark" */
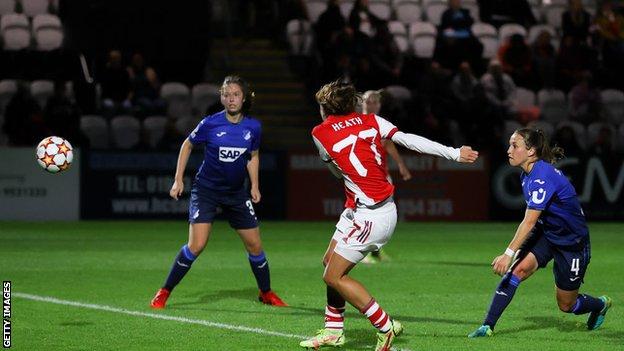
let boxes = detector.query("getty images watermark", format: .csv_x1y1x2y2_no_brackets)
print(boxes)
3,281,10,348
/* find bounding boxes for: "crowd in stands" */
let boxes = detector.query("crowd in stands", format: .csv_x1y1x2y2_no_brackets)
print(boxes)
286,0,624,156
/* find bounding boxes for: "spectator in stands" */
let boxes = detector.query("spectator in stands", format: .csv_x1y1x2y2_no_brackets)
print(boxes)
369,22,403,87
594,1,624,70
552,125,584,157
498,34,534,88
435,0,483,69
478,0,536,28
531,30,557,88
44,81,82,145
451,61,479,104
333,26,372,86
569,71,602,125
589,124,616,157
480,59,516,118
3,83,49,146
562,0,591,44
127,52,166,116
315,0,347,81
556,35,592,91
415,62,455,144
100,50,132,117
348,0,382,37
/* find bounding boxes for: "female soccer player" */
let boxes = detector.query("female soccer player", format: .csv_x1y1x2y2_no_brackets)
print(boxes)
150,75,287,308
468,128,612,338
301,81,478,350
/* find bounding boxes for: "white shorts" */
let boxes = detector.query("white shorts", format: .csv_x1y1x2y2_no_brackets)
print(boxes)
332,200,397,263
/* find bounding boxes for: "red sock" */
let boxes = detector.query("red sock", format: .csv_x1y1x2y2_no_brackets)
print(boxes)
361,299,391,333
325,305,345,330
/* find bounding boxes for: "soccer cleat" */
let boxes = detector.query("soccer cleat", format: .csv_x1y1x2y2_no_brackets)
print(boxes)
374,327,396,351
468,325,493,338
299,328,345,349
391,319,403,336
259,290,289,307
150,288,170,309
587,295,612,330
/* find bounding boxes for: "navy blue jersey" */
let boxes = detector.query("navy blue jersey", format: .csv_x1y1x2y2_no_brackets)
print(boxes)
188,111,261,192
521,160,588,247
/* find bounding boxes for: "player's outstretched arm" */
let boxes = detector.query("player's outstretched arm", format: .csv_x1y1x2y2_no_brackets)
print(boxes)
390,131,479,163
170,138,193,200
491,208,541,275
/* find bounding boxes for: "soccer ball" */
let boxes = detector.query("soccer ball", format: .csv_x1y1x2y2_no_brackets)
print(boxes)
36,136,73,173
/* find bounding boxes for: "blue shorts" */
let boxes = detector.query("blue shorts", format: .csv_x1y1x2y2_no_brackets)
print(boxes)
520,229,591,291
188,185,258,229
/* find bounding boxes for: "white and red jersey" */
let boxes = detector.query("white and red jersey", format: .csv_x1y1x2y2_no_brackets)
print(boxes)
312,112,399,208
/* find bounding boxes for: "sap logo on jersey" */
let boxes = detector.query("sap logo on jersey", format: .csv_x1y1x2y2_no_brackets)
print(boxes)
219,147,247,162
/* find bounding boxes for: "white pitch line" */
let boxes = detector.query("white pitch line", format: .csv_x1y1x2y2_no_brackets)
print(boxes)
14,292,307,340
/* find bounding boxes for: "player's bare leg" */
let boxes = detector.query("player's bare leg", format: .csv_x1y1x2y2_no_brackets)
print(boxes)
151,223,211,309
324,252,400,351
237,227,287,307
469,252,538,337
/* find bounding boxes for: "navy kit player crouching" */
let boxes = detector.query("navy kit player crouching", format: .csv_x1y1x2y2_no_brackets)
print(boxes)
469,128,612,338
150,75,287,308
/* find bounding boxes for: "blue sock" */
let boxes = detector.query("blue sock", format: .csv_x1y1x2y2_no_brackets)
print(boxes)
570,294,605,315
163,245,197,291
483,273,522,329
248,251,271,293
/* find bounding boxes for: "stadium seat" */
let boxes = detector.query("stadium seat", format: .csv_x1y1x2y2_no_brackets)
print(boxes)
409,21,436,58
527,120,554,137
587,121,617,151
2,27,30,50
527,24,556,44
538,88,568,123
339,1,354,18
32,14,61,32
0,13,28,32
143,115,169,149
514,87,537,110
286,19,313,55
175,116,200,136
0,79,17,113
160,82,191,118
305,0,327,23
34,27,63,50
0,0,15,15
191,83,220,115
600,89,624,125
80,115,109,149
30,80,53,108
498,23,527,42
394,0,422,24
544,3,567,28
556,120,587,150
423,0,446,26
111,115,141,149
472,23,498,58
384,85,411,101
21,0,48,17
369,0,392,21
388,21,409,53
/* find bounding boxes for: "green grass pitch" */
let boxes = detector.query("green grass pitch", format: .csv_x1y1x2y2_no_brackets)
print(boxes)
1,221,622,350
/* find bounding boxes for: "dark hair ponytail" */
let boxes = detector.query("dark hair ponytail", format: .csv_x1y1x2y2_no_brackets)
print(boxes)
514,128,564,164
221,75,255,114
